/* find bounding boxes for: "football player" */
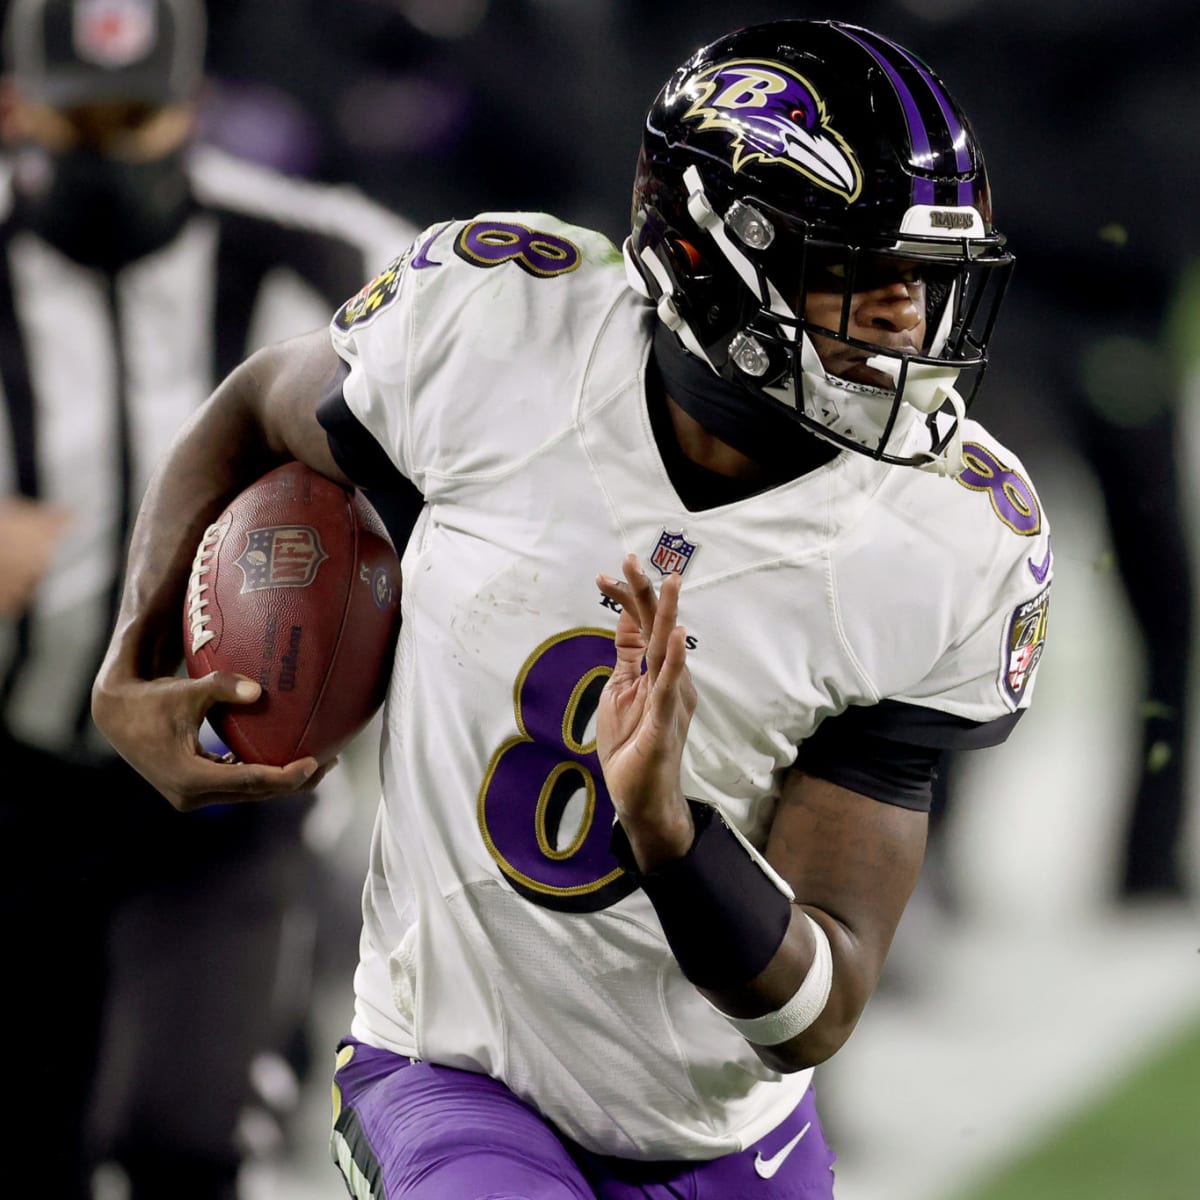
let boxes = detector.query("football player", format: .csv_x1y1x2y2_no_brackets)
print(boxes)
92,20,1051,1199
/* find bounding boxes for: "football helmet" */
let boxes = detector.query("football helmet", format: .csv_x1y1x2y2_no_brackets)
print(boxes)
626,20,1014,475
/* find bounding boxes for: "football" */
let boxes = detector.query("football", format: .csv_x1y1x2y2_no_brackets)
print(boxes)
183,461,402,766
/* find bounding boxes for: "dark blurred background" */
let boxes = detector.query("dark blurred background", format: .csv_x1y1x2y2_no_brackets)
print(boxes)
3,2,1196,1197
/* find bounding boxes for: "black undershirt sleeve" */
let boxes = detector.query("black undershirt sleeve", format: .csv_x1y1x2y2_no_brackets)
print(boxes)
794,700,1024,812
315,359,425,552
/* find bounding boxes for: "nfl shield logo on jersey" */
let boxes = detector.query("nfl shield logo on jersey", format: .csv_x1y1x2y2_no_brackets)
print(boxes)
650,529,698,577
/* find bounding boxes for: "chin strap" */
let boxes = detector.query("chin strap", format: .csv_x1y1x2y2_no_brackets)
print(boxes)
865,356,967,477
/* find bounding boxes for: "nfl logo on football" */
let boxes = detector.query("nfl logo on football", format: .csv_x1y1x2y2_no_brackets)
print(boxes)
650,530,698,577
236,525,329,593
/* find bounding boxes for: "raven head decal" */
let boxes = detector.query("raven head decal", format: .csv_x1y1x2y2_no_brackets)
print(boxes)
682,59,863,203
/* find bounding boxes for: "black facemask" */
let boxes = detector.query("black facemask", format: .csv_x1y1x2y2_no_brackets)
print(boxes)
11,143,194,271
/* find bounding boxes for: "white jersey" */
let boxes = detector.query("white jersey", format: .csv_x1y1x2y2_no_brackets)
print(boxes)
329,212,1052,1159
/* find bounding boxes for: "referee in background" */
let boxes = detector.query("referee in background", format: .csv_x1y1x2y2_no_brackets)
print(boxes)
0,1,414,1195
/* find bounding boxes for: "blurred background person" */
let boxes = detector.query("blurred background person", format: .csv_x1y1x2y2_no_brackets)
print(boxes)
0,0,413,1196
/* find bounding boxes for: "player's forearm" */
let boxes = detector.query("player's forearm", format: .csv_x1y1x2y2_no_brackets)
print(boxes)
98,356,286,685
613,801,873,1074
698,904,868,1072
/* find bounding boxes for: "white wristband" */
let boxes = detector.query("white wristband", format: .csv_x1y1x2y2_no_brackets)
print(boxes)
720,914,833,1047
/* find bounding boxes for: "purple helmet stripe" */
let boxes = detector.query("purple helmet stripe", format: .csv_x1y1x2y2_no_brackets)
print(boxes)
841,29,936,205
843,26,981,207
873,35,977,206
885,43,971,171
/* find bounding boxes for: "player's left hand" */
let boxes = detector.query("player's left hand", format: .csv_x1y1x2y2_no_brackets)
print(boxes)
595,554,697,866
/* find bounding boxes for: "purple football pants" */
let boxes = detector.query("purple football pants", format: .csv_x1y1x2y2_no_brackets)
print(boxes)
330,1037,836,1199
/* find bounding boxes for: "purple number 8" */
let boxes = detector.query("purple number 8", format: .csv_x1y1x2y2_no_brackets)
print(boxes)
455,221,582,278
955,443,1042,537
477,628,636,913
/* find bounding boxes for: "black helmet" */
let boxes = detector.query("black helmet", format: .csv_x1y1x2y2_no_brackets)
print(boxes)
626,20,1014,475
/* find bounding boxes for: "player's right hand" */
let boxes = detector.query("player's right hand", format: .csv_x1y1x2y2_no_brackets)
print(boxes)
91,669,325,811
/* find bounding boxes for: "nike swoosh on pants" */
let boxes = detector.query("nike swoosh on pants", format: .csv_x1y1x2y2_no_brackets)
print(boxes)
753,1120,812,1180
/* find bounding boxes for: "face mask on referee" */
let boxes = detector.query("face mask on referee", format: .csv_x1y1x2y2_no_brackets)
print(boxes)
7,98,197,273
13,139,193,272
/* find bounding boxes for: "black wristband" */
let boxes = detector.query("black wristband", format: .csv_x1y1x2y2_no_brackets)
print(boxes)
610,800,792,990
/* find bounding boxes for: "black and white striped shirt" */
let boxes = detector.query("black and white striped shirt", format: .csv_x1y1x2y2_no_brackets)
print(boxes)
0,145,415,761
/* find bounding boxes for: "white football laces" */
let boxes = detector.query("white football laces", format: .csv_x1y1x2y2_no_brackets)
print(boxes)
186,523,223,655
